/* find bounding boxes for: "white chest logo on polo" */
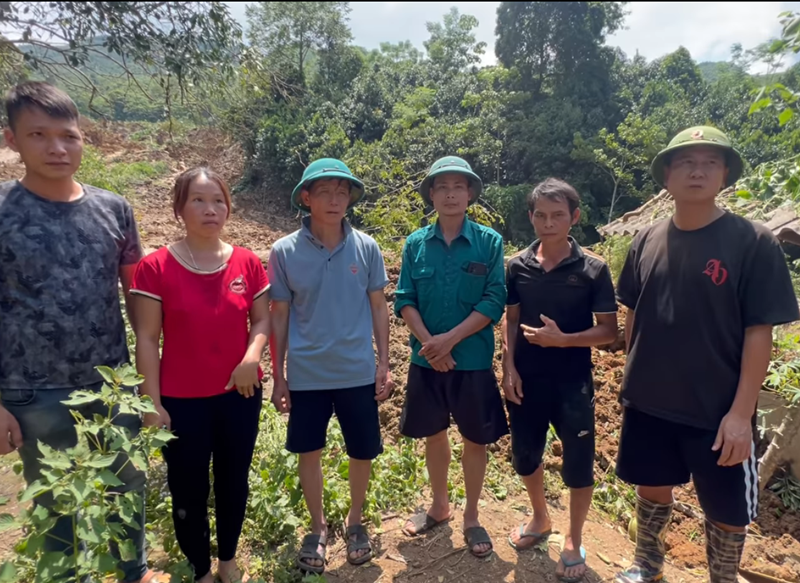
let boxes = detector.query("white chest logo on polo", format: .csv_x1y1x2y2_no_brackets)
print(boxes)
349,263,359,275
229,275,247,294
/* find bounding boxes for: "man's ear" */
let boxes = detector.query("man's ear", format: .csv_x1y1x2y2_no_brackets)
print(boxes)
571,207,581,226
4,127,18,153
300,188,311,207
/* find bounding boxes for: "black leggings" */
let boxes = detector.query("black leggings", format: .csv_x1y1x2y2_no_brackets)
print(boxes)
161,389,262,580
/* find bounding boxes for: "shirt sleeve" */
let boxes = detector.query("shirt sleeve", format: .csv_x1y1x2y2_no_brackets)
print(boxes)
130,255,162,301
266,245,291,302
120,201,144,266
592,262,619,314
473,233,507,324
741,230,800,328
250,253,270,300
393,239,418,318
367,238,389,292
506,260,520,307
616,236,641,310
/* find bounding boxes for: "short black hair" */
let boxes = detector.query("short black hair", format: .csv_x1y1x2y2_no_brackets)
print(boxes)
4,81,79,131
527,178,580,215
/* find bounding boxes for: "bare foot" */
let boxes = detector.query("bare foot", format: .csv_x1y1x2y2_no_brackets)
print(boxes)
508,513,552,550
463,510,491,556
136,569,172,583
218,559,249,583
403,503,451,536
196,572,214,583
556,536,586,581
299,524,328,570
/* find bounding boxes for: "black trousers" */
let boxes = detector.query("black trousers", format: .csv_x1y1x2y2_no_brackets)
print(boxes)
161,389,262,580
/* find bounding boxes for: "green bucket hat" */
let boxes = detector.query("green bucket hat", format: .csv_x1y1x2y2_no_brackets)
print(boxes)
291,158,365,213
419,156,483,207
650,126,744,189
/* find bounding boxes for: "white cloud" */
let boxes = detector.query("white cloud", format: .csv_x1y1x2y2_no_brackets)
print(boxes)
227,1,800,68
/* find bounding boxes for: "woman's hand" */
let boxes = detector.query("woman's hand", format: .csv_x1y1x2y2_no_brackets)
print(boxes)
144,404,171,431
226,358,261,398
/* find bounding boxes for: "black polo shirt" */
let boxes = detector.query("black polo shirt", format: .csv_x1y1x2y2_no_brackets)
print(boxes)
506,238,617,382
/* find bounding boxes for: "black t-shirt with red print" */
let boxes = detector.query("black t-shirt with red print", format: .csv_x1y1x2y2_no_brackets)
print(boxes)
616,211,800,430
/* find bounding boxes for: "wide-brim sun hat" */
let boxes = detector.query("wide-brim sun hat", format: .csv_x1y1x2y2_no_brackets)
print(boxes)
291,158,365,213
650,125,744,189
419,156,483,207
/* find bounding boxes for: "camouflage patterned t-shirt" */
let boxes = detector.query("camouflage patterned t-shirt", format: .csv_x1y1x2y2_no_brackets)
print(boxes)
0,180,143,389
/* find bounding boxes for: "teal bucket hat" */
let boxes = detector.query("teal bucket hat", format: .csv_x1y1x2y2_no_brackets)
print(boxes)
291,158,366,213
419,156,483,207
650,125,744,189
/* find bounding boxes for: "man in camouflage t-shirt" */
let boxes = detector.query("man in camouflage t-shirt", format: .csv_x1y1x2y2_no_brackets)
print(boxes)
0,83,163,583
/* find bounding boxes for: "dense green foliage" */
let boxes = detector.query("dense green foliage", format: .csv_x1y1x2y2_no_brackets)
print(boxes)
223,2,800,248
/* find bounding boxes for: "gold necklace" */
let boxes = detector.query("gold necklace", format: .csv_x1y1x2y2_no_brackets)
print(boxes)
183,239,223,271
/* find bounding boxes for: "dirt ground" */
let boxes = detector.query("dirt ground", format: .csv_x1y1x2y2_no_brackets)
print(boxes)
0,122,799,583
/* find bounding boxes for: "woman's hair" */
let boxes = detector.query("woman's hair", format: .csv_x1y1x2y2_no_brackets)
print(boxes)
171,166,232,220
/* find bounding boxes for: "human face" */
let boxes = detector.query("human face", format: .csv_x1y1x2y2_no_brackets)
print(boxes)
4,106,83,181
430,173,470,217
529,196,579,242
302,178,351,225
663,145,729,204
178,176,229,237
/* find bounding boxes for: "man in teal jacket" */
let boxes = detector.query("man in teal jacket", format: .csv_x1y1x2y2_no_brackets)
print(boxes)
395,156,508,558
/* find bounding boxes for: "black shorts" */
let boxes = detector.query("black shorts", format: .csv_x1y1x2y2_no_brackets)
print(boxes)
399,364,509,445
616,407,758,527
286,384,383,461
507,373,595,488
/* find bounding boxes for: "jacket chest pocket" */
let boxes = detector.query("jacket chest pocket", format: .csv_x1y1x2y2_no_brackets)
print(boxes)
459,271,486,305
411,266,436,296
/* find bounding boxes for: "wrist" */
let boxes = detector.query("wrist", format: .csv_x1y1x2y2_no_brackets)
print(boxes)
378,358,389,368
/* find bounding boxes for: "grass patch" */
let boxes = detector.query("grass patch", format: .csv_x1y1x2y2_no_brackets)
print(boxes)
76,145,168,198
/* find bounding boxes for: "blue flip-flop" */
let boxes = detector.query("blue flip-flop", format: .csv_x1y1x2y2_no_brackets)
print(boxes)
558,546,587,583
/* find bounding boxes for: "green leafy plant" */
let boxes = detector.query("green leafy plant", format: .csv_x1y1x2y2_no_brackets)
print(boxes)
75,146,169,199
0,365,175,583
769,469,800,512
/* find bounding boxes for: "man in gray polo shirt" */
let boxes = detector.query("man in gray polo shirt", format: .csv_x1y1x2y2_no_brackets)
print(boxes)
268,158,392,574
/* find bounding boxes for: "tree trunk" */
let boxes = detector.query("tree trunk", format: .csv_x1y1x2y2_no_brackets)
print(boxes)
759,405,800,491
607,178,619,224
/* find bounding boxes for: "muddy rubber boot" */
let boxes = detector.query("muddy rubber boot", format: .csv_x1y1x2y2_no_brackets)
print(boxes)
705,519,746,583
615,495,672,583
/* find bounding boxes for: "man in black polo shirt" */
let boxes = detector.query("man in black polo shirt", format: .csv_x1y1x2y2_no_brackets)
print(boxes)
614,126,800,583
503,178,618,583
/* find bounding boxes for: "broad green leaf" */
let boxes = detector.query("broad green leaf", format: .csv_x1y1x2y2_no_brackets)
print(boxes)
0,562,17,583
20,481,50,503
749,97,772,115
0,497,8,506
119,538,137,562
94,470,124,488
96,366,117,385
93,552,119,574
128,450,149,472
0,514,16,533
61,391,101,407
779,108,795,126
35,551,71,581
76,516,101,544
84,454,119,469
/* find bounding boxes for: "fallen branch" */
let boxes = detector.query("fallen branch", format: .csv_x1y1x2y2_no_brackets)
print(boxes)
407,547,467,578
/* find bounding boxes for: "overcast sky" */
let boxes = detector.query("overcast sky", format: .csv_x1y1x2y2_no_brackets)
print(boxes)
226,1,800,71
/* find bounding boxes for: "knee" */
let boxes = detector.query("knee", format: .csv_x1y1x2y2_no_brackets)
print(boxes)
461,437,486,453
426,430,449,447
299,449,323,465
636,485,675,505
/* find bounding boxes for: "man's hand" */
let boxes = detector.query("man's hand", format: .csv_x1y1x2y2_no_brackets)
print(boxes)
430,353,457,373
503,366,524,405
419,333,457,364
271,378,292,413
522,315,568,348
0,406,22,455
375,363,394,401
712,410,753,466
144,405,172,431
226,358,260,398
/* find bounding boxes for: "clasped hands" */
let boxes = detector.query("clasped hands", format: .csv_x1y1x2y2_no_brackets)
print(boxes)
419,332,458,372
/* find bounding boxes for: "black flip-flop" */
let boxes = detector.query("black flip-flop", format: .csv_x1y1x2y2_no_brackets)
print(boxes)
402,512,451,537
297,532,327,574
464,526,494,558
346,524,374,566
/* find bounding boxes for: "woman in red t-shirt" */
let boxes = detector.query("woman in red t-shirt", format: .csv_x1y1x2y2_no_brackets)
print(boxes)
131,167,270,583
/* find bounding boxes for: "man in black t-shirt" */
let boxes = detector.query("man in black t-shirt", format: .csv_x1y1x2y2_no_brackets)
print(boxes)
614,126,800,583
503,178,618,583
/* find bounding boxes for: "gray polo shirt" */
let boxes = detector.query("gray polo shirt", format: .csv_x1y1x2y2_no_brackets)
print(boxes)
268,217,389,391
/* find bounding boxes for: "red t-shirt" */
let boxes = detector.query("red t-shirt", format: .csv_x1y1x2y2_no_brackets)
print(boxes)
131,246,270,399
